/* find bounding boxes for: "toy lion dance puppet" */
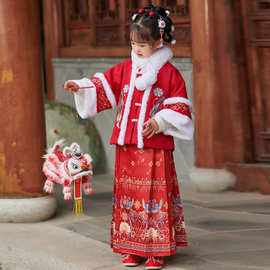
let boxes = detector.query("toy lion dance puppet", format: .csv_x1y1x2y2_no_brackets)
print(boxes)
42,139,94,215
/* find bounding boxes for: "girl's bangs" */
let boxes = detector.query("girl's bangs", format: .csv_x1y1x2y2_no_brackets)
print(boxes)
130,26,152,43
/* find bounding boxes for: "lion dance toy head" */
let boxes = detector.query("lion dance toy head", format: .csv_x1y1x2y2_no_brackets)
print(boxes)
42,139,94,215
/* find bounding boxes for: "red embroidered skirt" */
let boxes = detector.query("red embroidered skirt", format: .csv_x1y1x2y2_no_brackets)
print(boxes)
111,145,188,257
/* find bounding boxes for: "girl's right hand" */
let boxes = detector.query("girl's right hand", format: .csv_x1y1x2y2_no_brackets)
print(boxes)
63,81,79,92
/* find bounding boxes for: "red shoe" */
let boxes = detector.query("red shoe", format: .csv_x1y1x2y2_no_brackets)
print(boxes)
122,254,141,267
145,257,164,270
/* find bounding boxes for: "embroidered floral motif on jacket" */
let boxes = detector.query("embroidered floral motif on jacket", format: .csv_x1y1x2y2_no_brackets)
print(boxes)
150,88,165,117
116,84,129,128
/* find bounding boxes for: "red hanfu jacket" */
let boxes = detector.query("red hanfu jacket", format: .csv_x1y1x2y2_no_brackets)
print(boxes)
72,46,193,150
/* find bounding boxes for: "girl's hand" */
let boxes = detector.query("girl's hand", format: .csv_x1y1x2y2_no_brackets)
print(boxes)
63,81,79,92
142,119,159,139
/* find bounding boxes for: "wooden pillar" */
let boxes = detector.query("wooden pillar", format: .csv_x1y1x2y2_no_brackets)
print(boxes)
0,1,46,197
89,0,96,45
190,0,216,168
119,0,126,45
190,0,252,169
43,0,63,100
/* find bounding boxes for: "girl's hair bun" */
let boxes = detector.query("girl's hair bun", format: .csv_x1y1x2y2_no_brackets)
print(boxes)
130,5,175,44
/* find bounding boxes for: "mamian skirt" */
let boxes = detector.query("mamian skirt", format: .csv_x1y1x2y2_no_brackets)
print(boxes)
111,145,187,257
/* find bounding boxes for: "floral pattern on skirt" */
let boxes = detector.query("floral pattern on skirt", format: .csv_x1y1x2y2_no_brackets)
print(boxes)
111,145,187,257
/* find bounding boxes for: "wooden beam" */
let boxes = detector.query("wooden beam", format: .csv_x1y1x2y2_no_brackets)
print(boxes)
60,45,191,58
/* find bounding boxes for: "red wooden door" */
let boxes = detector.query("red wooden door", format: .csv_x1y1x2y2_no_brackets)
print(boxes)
241,0,270,162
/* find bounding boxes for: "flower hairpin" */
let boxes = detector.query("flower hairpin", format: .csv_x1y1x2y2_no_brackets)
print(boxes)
158,18,166,30
158,18,166,43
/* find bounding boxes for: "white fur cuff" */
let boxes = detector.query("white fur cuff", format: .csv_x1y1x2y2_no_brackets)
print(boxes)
155,109,194,140
72,78,97,119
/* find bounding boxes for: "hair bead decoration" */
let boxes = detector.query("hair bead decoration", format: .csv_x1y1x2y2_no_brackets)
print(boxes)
139,8,143,13
165,10,170,16
149,11,155,16
171,25,175,32
171,39,176,45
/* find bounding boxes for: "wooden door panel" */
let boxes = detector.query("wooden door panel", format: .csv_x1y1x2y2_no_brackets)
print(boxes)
258,48,270,160
260,48,270,128
241,0,270,162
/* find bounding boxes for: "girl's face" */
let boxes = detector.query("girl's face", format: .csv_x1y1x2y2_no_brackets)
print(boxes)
131,39,161,58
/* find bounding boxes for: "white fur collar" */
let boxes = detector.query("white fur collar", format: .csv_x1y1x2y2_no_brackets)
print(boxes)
131,46,173,91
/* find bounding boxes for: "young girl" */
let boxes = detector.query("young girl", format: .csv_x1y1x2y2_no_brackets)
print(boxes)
64,5,193,270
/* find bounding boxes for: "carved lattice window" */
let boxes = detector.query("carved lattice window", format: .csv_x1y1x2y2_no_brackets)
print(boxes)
62,0,191,57
250,0,270,11
248,0,270,45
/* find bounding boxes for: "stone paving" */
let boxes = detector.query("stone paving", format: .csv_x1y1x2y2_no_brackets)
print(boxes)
1,173,270,270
